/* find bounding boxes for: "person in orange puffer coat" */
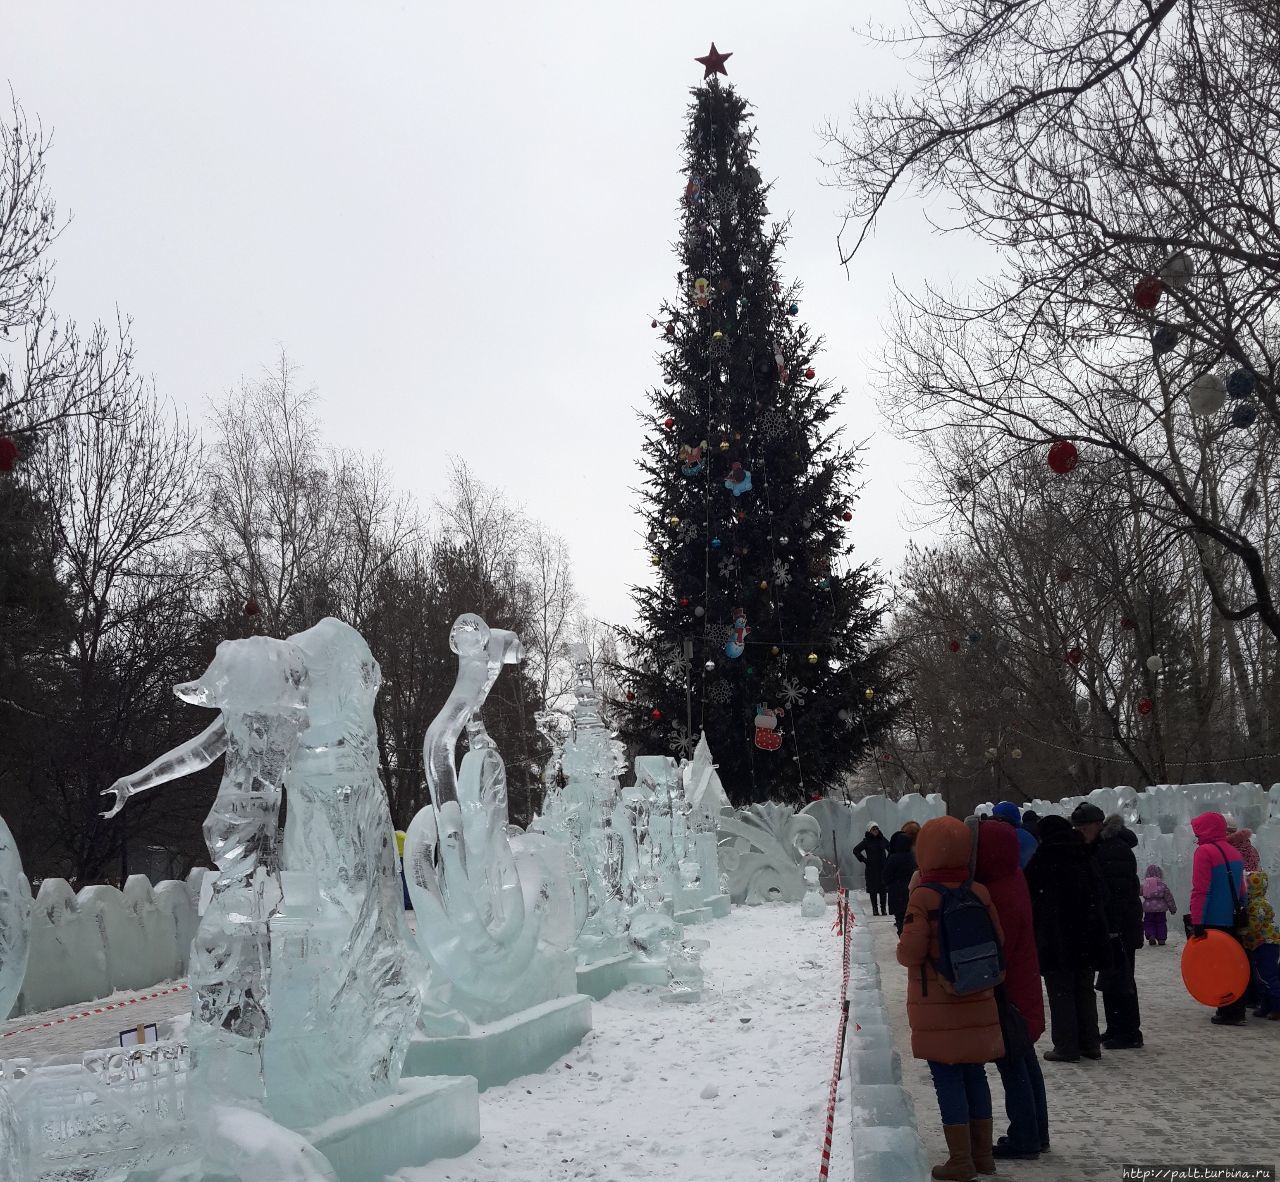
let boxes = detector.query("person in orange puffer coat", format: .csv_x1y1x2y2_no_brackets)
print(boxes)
898,816,1006,1181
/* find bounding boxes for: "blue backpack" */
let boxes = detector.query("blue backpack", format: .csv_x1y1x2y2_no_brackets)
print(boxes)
921,879,1004,995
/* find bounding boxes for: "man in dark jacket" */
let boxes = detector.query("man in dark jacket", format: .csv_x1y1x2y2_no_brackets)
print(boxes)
1025,815,1112,1062
882,830,917,935
853,824,890,915
1071,804,1145,1050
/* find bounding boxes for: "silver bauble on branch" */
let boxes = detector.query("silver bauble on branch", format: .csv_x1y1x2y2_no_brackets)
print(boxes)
1187,374,1226,417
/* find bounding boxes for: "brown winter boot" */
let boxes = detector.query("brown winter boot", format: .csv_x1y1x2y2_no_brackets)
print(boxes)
932,1125,977,1180
969,1118,996,1175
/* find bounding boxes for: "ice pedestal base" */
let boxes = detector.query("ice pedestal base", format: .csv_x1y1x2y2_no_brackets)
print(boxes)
851,1124,931,1182
707,892,731,919
674,905,711,926
402,994,592,1090
576,953,635,1000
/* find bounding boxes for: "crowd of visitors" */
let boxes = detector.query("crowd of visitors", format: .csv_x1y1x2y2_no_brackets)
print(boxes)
867,803,1271,1180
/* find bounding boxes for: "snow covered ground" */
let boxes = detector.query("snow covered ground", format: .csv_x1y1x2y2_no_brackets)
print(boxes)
397,902,852,1182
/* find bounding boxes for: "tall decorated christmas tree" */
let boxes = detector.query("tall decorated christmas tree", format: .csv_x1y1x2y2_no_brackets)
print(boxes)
615,46,897,806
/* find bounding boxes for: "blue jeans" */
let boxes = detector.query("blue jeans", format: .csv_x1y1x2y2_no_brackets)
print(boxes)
995,1050,1048,1149
1252,943,1280,1012
927,1061,992,1126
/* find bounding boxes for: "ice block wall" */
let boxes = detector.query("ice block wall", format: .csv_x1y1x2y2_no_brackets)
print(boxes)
801,795,947,891
9,868,207,1017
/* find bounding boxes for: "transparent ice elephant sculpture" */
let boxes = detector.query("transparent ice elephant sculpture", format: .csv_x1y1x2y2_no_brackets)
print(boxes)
101,637,339,1178
0,814,31,1023
403,614,578,1026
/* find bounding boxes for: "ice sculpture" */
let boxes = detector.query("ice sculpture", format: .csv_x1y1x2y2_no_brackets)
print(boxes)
717,802,821,904
801,865,825,917
268,617,421,1127
403,614,577,1025
551,644,631,963
634,756,682,906
683,733,731,916
0,814,31,1022
104,636,310,1114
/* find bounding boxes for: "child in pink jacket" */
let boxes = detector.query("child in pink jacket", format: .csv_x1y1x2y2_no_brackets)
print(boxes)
1140,864,1177,945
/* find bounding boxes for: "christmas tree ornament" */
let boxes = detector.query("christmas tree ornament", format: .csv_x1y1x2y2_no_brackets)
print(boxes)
679,442,706,476
841,510,853,522
753,704,784,751
1047,440,1079,474
704,659,715,672
678,596,690,607
818,577,830,590
1226,369,1255,399
711,536,722,548
778,535,789,545
650,554,661,566
725,607,749,659
0,436,19,472
651,708,664,721
771,645,780,655
780,678,805,707
244,597,261,618
718,439,731,452
1133,275,1164,311
1137,697,1154,716
665,323,676,337
685,175,704,203
695,42,733,78
664,416,675,430
724,462,753,496
949,639,961,653
694,605,705,617
1011,748,1022,760
758,580,768,591
1152,326,1179,355
669,515,681,527
807,652,818,665
1187,373,1226,416
864,688,875,700
735,509,747,523
1159,252,1193,288
1146,654,1164,673
711,330,724,344
804,367,815,380
1230,403,1258,429
1066,646,1082,665
651,319,659,329
625,690,636,702
985,747,998,761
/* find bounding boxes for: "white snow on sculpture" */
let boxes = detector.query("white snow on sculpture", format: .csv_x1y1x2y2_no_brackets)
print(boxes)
801,866,825,917
404,614,577,1025
683,733,731,915
0,815,30,1022
718,803,821,904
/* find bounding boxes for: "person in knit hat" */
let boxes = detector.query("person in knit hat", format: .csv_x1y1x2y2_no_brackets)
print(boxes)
1140,864,1177,946
897,815,1005,1180
991,801,1038,869
1226,827,1261,874
1243,870,1280,1019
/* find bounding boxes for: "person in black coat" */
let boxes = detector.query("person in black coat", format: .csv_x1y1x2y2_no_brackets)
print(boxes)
1025,815,1113,1062
1071,805,1145,1050
882,830,917,934
853,824,891,915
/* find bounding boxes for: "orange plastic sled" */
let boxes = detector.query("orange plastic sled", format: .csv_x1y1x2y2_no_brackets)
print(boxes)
1181,928,1251,1007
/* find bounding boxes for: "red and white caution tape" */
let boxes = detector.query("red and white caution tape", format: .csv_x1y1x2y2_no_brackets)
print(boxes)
1,983,190,1039
818,889,853,1181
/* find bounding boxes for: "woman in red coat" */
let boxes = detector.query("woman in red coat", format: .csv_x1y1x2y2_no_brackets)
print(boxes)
898,816,1005,1180
972,818,1049,1159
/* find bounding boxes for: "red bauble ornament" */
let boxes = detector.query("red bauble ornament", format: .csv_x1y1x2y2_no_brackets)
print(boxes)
244,597,261,618
626,690,636,702
0,436,18,472
1066,646,1083,665
665,323,676,337
651,319,658,329
663,417,675,430
804,367,815,380
841,510,853,522
651,707,663,721
1121,617,1137,631
678,596,690,607
949,639,961,653
1137,696,1154,716
1047,440,1079,475
1133,275,1164,311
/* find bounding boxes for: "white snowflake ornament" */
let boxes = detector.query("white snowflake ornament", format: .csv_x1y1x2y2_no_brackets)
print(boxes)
779,677,806,707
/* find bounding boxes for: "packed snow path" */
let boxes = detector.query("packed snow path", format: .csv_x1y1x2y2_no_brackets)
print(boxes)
867,901,1280,1178
399,904,852,1182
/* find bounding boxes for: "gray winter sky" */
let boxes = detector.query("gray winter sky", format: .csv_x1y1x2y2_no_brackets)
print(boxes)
9,2,982,628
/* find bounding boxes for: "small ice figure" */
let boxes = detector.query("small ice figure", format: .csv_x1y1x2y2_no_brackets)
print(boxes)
666,938,704,1002
801,865,825,917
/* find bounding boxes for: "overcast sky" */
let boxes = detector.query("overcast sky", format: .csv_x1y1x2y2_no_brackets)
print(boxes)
9,2,984,628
